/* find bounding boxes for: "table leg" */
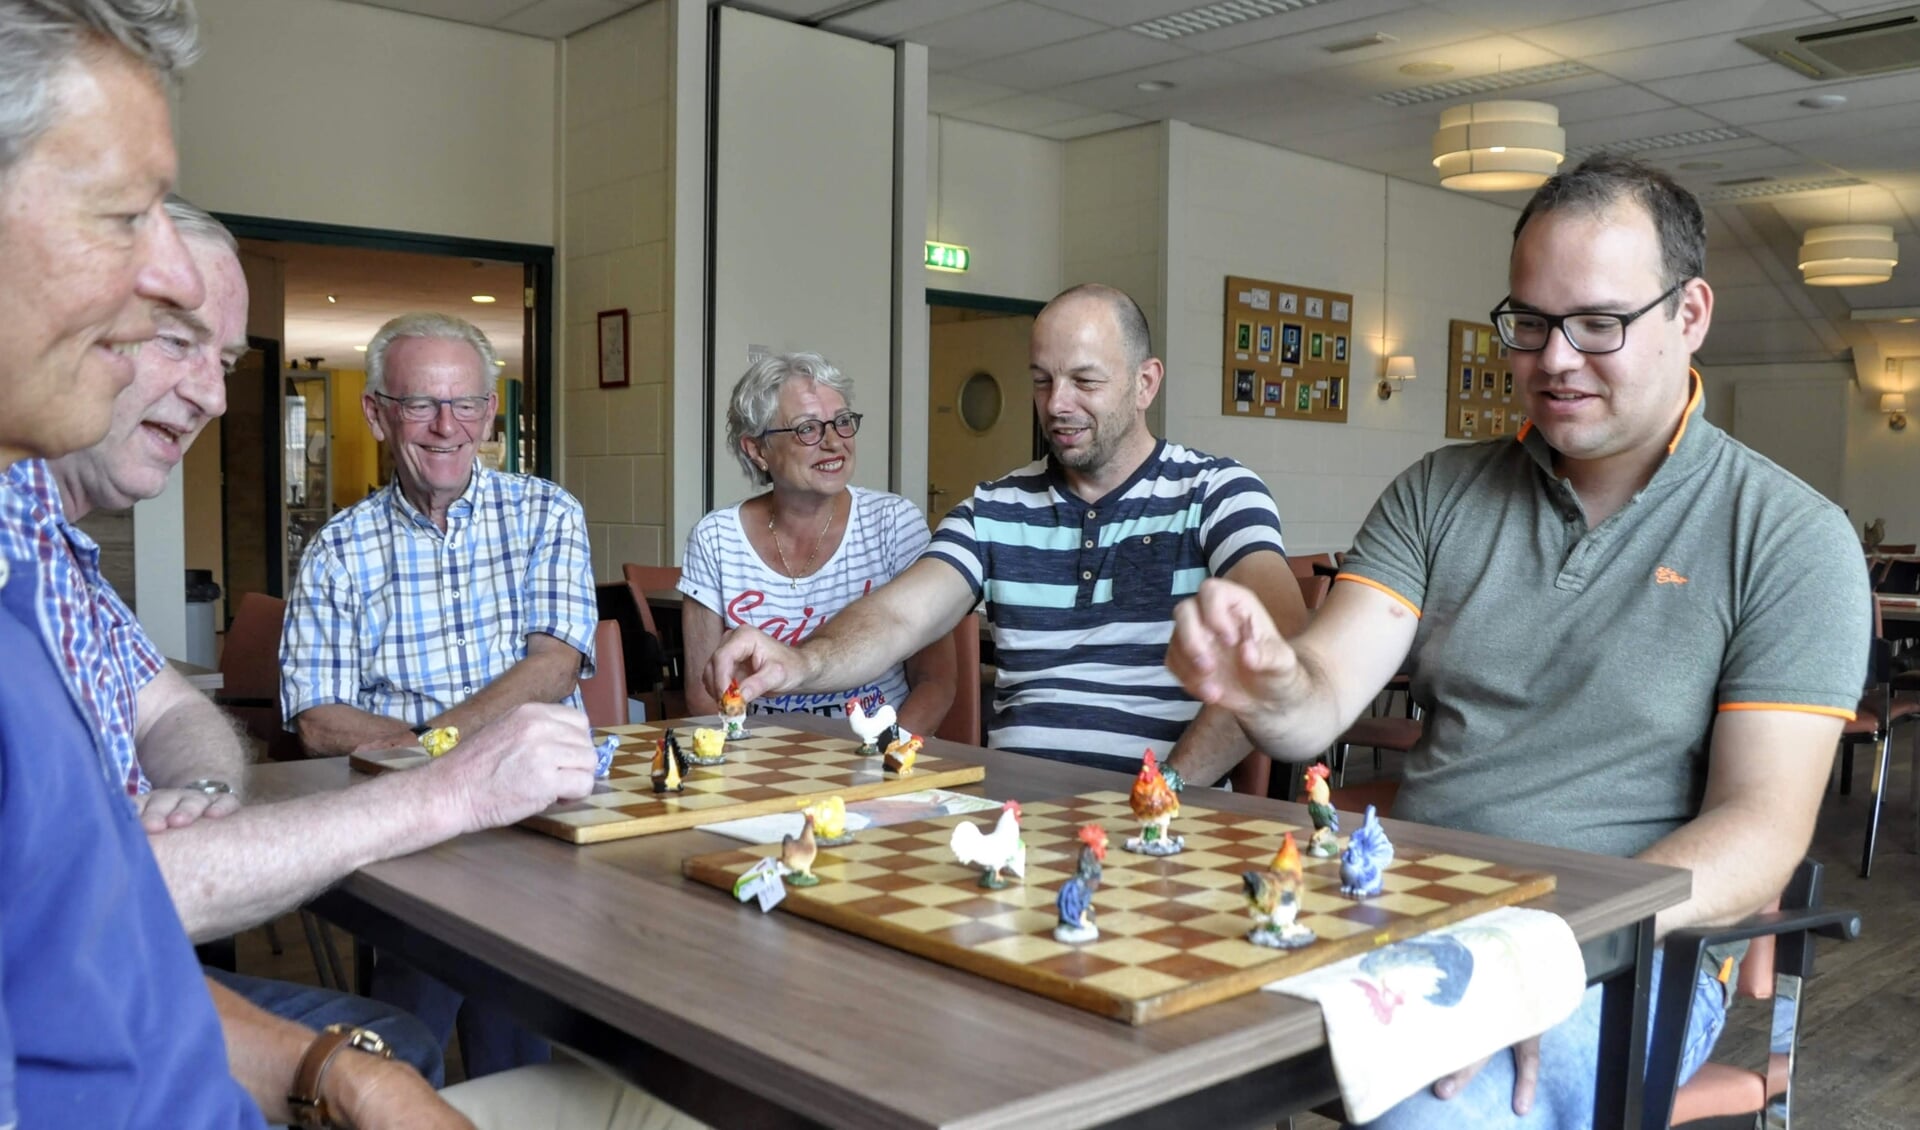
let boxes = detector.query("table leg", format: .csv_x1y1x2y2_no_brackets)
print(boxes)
1593,916,1653,1129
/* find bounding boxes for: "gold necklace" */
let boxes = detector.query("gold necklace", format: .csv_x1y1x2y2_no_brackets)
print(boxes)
769,496,837,591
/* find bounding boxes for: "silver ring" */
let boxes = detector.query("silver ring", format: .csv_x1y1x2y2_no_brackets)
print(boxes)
186,778,233,797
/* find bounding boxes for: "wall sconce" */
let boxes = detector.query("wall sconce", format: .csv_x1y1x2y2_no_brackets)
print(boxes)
1883,392,1908,431
1378,355,1417,400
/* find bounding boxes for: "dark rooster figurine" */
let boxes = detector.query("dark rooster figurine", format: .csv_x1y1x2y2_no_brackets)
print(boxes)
1052,824,1109,943
1339,805,1394,898
1243,831,1315,949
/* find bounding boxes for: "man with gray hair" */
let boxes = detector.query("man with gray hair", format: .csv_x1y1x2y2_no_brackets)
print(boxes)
280,311,599,1077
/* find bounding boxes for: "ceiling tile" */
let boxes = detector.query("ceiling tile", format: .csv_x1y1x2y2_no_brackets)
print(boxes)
1043,54,1278,113
1426,0,1670,30
908,2,1108,70
735,0,856,17
497,0,632,38
957,28,1193,91
1323,33,1567,94
1564,107,1731,150
1029,111,1147,139
1713,283,1805,322
342,0,535,24
1223,5,1487,75
1745,101,1920,145
1642,62,1821,107
1163,0,1422,55
1771,189,1911,231
1516,0,1824,60
1702,68,1920,128
1573,15,1817,82
1546,83,1673,125
1026,0,1204,26
929,74,1024,113
1701,244,1772,288
823,0,1005,40
946,92,1099,131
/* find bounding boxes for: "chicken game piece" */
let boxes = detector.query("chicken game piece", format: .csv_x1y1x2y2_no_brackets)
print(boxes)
650,734,686,794
592,733,619,778
882,734,921,775
802,796,852,846
1243,832,1316,949
847,694,897,755
1340,805,1395,898
688,727,727,766
1052,823,1109,944
720,680,750,739
950,800,1026,889
1303,763,1340,858
417,726,460,758
1124,748,1185,856
781,811,820,886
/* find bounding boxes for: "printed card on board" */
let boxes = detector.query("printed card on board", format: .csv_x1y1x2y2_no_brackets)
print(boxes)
1310,332,1324,360
1281,323,1303,364
1236,321,1253,352
1330,300,1350,323
1278,292,1299,314
1258,324,1274,354
1460,366,1474,395
1264,379,1284,404
1304,296,1325,319
1296,382,1312,412
1326,378,1343,410
1333,335,1347,362
1234,369,1256,401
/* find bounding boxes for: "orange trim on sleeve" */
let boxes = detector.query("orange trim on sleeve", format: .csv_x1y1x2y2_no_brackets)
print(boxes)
1334,573,1422,619
1665,370,1704,454
1514,419,1533,443
1717,701,1856,722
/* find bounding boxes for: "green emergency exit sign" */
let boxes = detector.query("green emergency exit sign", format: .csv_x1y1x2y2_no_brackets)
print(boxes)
925,241,971,272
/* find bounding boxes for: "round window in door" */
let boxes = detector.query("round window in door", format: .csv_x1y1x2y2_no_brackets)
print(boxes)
958,370,1003,435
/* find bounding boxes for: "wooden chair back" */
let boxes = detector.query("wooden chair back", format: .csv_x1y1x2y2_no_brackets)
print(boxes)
215,592,301,760
579,619,629,727
1288,552,1335,579
933,612,983,746
621,563,681,637
1296,573,1331,611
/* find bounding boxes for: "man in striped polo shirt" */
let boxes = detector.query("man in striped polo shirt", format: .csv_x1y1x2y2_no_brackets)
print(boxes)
1167,156,1869,1127
710,284,1307,774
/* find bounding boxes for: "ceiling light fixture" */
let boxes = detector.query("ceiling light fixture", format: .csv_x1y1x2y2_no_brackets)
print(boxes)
1135,79,1175,92
1129,0,1328,41
326,294,337,304
1799,223,1899,286
354,345,367,352
1376,61,1589,106
471,294,496,304
1883,392,1908,431
1398,61,1453,77
1432,100,1564,192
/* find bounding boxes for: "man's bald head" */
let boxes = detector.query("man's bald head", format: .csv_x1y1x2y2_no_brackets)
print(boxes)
1041,284,1154,372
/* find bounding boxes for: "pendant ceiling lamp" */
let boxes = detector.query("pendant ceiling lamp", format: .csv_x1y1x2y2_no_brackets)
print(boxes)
1432,100,1565,192
1798,224,1898,286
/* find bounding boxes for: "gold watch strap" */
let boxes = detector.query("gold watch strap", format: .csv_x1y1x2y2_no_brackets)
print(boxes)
288,1024,393,1129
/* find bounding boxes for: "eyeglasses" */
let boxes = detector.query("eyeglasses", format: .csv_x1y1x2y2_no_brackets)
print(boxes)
1490,282,1684,355
760,410,862,446
373,391,494,423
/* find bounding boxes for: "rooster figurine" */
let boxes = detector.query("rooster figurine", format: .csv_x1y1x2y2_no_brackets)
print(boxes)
1243,832,1316,949
781,810,820,886
1303,763,1340,857
1052,823,1109,943
649,733,686,794
950,799,1025,888
1340,805,1395,898
882,734,921,775
720,680,750,739
847,693,897,755
1124,748,1184,856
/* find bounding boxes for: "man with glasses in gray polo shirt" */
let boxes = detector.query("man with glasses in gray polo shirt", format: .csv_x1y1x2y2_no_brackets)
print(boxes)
1166,154,1869,1128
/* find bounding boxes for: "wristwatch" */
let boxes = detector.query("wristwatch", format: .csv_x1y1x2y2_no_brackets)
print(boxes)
185,778,233,796
1164,766,1186,794
289,1023,392,1130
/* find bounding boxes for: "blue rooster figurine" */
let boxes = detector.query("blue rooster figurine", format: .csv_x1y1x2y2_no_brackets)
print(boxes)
1340,805,1394,898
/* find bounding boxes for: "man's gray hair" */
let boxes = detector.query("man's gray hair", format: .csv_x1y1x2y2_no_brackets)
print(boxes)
364,312,500,396
726,351,854,485
163,193,235,254
0,0,200,176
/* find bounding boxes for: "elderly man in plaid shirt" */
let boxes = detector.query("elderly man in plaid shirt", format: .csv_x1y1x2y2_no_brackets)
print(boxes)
281,311,599,1078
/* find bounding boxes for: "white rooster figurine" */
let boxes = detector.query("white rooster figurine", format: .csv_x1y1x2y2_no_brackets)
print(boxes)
847,694,897,755
950,800,1025,889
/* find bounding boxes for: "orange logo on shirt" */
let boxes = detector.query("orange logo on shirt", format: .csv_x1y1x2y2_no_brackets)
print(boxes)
1655,567,1689,586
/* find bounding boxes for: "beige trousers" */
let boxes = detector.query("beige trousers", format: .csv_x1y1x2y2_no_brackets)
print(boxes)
440,1060,711,1130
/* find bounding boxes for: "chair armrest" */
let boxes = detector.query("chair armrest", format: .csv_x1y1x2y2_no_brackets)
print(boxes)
1312,561,1340,578
1663,907,1863,951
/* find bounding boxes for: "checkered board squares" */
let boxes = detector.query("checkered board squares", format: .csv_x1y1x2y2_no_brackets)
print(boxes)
349,722,984,845
684,791,1555,1025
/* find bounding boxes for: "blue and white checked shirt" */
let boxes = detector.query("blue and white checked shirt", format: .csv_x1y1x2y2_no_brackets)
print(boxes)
0,460,160,796
280,467,596,727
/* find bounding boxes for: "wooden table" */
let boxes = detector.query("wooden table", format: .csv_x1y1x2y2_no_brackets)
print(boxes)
264,717,1686,1130
168,658,224,692
1877,594,1920,623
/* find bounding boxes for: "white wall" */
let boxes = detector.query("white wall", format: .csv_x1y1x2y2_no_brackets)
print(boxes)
177,0,556,246
1161,122,1514,553
1065,122,1167,433
926,117,1064,302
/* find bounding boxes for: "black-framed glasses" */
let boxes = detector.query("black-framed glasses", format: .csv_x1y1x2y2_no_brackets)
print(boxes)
373,390,494,423
761,410,862,446
1491,282,1684,355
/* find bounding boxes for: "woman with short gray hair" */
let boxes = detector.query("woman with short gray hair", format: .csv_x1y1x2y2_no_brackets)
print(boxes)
678,352,955,732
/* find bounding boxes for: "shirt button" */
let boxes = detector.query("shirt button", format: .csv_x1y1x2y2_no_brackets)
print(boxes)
1143,535,1152,544
1083,539,1094,549
1087,510,1097,519
463,685,472,693
1082,571,1093,580
457,638,466,646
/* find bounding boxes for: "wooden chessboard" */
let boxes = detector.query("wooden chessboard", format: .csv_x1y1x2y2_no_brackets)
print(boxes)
684,791,1555,1024
349,722,986,845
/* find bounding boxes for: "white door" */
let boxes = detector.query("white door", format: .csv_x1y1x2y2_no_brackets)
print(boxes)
927,312,1034,526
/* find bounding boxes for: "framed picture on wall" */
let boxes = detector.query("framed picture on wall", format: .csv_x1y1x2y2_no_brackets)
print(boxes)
1333,335,1347,362
1304,296,1325,319
1234,369,1256,401
1263,379,1284,404
1278,292,1299,314
1296,382,1312,412
1236,321,1254,352
1502,371,1514,397
1330,300,1350,323
1459,407,1476,432
1309,332,1324,360
1326,377,1344,410
1460,366,1474,394
1281,323,1303,364
1258,324,1274,354
597,308,629,389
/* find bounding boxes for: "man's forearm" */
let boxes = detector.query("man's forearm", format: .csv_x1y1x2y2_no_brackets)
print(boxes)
139,697,251,794
1165,704,1255,787
428,645,580,735
152,767,468,941
295,704,416,757
1638,799,1809,938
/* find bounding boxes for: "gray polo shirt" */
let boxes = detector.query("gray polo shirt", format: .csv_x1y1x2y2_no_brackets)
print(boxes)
1340,382,1869,857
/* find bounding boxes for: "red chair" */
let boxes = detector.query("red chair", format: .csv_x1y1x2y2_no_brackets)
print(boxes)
579,619,628,727
1838,597,1920,877
620,563,685,721
1296,572,1330,611
1650,859,1861,1126
933,612,982,746
1288,552,1335,579
214,592,302,761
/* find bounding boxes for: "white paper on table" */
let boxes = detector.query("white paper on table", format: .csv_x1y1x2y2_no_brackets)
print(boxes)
697,788,1003,845
1263,905,1585,1124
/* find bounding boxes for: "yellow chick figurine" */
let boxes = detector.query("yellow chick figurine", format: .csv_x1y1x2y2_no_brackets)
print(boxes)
802,795,852,845
883,735,921,776
418,726,460,757
689,727,727,766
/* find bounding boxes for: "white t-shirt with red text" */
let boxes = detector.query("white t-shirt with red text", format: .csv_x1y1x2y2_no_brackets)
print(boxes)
678,486,930,718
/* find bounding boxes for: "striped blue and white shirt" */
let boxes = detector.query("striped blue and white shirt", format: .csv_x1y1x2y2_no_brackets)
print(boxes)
925,440,1285,770
280,467,596,728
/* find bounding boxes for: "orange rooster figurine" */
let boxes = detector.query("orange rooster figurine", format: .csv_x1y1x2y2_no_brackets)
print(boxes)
720,680,750,738
781,810,819,886
1243,832,1315,949
1124,748,1184,856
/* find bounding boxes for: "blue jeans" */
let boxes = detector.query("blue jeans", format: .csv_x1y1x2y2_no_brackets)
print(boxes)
1354,950,1727,1129
204,966,445,1087
370,952,549,1080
